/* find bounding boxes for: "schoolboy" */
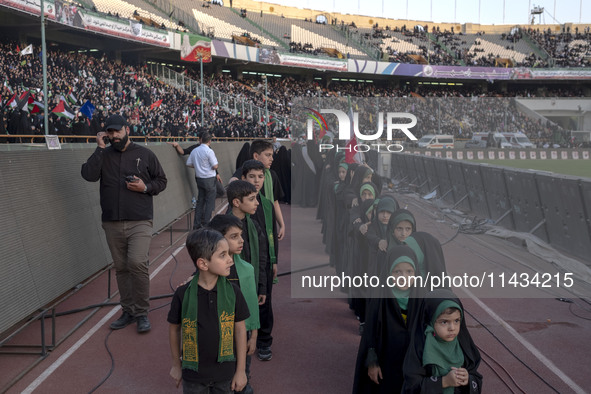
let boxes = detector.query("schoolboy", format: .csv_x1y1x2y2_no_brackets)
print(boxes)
207,214,260,394
230,140,285,243
241,160,277,361
226,180,269,308
168,228,249,393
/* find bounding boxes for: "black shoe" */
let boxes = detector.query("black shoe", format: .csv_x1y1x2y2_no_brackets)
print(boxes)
257,347,272,361
110,312,136,330
137,316,151,333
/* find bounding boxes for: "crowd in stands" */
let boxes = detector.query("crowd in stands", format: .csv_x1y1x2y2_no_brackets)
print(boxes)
0,39,288,140
528,27,591,67
0,35,588,146
288,42,319,55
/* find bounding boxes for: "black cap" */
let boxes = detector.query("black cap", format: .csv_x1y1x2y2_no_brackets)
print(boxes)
105,114,128,130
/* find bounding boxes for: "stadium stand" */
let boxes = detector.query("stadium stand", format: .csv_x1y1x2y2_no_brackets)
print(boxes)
188,6,281,47
92,0,184,31
528,28,591,67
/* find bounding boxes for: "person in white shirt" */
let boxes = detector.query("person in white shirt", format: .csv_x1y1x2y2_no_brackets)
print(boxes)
186,133,221,229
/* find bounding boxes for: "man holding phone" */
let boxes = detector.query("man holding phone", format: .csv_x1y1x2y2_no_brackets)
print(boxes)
82,114,167,333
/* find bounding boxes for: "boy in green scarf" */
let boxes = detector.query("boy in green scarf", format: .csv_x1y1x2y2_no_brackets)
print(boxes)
241,160,278,362
168,229,249,393
208,214,260,394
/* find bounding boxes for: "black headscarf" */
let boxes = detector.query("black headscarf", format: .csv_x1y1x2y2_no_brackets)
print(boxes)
235,142,251,172
352,245,424,394
402,289,482,394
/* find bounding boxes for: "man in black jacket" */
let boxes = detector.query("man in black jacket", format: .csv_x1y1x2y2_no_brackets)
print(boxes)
81,114,167,333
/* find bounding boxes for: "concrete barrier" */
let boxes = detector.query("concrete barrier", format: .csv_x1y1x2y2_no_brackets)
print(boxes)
0,141,246,334
389,152,591,264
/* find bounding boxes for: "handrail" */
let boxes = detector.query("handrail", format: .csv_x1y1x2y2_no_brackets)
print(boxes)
0,135,270,144
232,7,290,50
149,64,291,130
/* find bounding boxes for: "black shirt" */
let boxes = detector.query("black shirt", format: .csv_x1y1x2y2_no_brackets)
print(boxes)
167,280,249,383
81,142,167,221
240,215,269,296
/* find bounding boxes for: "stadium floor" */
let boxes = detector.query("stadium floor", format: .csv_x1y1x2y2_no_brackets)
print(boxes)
2,195,590,394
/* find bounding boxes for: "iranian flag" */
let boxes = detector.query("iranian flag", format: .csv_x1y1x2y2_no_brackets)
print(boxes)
180,33,212,63
52,100,75,119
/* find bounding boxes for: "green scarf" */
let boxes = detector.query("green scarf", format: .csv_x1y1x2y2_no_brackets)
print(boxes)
403,236,425,278
263,168,274,202
359,183,376,199
242,214,260,288
259,192,276,264
389,256,415,311
233,254,260,331
422,300,464,393
181,273,236,372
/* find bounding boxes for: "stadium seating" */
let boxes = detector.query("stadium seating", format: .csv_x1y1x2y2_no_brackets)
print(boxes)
190,8,280,47
290,24,365,57
92,0,183,30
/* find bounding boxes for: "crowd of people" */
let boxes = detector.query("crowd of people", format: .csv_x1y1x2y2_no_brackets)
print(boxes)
0,38,289,140
528,27,591,68
298,146,483,393
1,34,588,146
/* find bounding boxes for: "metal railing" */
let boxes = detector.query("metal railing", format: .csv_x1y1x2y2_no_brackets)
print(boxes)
147,63,291,129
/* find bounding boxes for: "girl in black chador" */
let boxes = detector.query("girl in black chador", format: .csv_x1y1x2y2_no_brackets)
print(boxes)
352,245,424,394
402,289,482,394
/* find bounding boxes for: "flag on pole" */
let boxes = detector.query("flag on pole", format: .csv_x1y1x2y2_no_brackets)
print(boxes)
28,95,45,113
5,92,17,109
51,100,75,119
66,89,78,105
150,99,163,110
80,100,96,119
345,96,363,164
17,91,31,111
3,81,13,94
20,44,33,56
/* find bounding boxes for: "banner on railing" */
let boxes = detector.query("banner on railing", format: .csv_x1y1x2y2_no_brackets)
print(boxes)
510,68,591,80
180,33,212,63
0,0,171,47
259,49,347,71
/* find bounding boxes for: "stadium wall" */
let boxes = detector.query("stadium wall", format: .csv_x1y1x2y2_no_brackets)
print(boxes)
387,152,591,263
0,141,245,335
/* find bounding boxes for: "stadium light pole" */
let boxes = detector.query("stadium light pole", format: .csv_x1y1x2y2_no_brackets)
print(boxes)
200,55,204,127
262,75,268,138
40,0,49,135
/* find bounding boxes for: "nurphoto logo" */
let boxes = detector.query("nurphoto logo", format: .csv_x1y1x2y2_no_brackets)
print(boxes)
305,107,419,153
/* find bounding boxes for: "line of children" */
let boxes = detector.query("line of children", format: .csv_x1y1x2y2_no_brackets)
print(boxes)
230,140,284,362
169,137,290,393
240,160,278,362
312,152,482,393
